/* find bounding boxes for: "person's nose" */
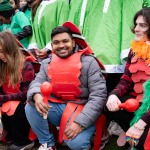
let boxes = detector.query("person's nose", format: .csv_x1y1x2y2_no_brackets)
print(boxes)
59,42,65,48
134,25,140,32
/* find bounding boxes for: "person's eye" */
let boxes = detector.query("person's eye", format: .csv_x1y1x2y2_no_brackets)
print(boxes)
63,40,69,43
53,41,59,45
140,24,147,28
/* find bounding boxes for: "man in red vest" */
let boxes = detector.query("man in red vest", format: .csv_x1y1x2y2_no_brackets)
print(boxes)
25,22,107,150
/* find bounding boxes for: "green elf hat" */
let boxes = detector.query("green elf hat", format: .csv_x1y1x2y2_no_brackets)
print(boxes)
0,0,12,11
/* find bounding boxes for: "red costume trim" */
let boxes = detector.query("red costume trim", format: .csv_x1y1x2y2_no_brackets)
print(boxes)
144,128,150,150
1,83,20,116
129,56,150,102
48,51,84,101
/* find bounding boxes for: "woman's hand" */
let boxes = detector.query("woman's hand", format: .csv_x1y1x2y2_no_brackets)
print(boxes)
33,93,51,116
106,94,121,112
126,119,146,146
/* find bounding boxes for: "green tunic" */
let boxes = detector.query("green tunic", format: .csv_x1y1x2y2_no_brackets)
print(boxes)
90,0,123,73
0,24,10,32
28,0,69,50
24,8,31,22
0,10,31,48
68,0,148,73
10,10,31,48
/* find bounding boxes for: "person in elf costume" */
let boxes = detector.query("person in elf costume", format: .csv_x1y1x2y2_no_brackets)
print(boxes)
27,0,69,61
106,7,150,150
20,0,32,21
0,0,32,48
68,0,150,74
0,31,35,150
25,21,107,150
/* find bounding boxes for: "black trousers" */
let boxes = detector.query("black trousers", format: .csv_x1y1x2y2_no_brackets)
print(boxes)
2,102,31,146
104,95,149,150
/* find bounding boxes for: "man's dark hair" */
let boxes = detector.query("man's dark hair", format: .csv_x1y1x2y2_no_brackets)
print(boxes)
0,8,15,19
51,26,73,40
131,7,150,39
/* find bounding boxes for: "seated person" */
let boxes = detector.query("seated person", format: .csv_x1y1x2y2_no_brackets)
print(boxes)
105,7,150,150
0,31,34,150
25,22,107,150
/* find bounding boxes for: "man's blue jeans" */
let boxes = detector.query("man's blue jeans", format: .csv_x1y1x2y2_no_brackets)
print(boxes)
25,102,95,150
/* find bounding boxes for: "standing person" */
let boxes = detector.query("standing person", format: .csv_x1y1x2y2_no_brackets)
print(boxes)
25,22,107,150
20,0,32,21
106,7,150,150
28,0,69,60
0,0,32,48
0,31,35,150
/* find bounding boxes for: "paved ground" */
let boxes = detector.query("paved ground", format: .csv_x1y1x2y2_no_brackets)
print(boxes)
0,140,70,150
0,136,126,150
0,144,70,150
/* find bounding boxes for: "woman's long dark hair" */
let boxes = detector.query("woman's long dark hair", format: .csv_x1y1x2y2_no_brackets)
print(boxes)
31,0,42,21
0,31,24,86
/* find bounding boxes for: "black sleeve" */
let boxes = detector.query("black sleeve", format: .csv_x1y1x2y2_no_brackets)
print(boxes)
15,25,32,40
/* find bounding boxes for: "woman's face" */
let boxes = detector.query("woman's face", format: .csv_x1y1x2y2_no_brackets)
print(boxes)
134,15,149,42
20,0,26,7
51,32,75,58
10,0,16,8
0,44,7,63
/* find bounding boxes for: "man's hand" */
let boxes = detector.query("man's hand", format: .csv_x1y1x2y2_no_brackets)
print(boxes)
65,122,83,140
106,94,121,112
35,49,49,59
33,93,51,117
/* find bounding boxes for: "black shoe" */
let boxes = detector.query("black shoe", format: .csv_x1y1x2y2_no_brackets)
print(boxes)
7,141,34,150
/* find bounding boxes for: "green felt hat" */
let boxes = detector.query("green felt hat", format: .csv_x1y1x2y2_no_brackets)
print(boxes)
0,0,12,11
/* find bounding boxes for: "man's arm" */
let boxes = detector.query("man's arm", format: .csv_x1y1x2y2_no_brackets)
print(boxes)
74,56,107,128
27,58,50,105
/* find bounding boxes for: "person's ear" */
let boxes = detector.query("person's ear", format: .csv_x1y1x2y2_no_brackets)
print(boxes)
73,39,75,47
51,42,53,48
